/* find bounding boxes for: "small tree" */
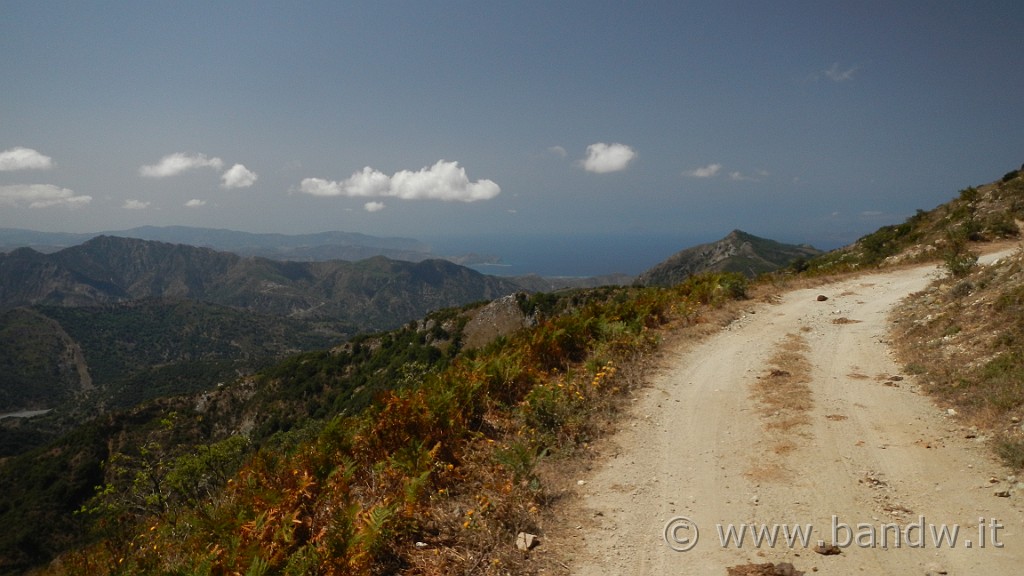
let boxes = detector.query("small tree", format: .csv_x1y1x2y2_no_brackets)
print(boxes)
943,226,978,278
78,415,179,533
78,413,248,536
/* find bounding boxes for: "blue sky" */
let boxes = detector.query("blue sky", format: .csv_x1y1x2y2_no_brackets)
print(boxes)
2,1,1022,260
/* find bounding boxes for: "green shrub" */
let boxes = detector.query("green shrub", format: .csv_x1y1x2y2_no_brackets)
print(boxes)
984,213,1019,238
942,229,978,278
676,272,748,306
996,436,1024,469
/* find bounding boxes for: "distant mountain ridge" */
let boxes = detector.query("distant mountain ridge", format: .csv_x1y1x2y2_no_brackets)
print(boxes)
637,229,822,286
0,225,433,262
0,226,643,288
0,235,520,330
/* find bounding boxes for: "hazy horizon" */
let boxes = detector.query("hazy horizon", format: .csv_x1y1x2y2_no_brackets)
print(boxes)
0,222,835,278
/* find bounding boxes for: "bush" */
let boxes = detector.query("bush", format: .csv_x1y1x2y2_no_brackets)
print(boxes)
942,229,978,278
984,213,1019,238
676,272,748,306
997,436,1024,469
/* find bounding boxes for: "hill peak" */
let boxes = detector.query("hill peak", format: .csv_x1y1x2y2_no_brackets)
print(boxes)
637,230,821,287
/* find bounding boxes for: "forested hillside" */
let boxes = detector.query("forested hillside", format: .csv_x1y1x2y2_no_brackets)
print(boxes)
0,237,523,460
0,273,751,575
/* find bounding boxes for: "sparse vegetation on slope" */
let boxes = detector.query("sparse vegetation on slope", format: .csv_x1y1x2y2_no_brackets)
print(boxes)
892,244,1024,469
0,302,476,573
806,166,1023,273
23,273,747,576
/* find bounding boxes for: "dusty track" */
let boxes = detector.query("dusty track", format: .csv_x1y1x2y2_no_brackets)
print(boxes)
566,257,1024,574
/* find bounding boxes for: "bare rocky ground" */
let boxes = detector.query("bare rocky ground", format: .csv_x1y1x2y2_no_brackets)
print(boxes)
555,250,1024,575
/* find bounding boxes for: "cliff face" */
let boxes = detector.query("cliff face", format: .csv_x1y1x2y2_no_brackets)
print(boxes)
636,230,822,287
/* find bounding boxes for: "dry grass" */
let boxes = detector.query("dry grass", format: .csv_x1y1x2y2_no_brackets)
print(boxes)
831,317,861,325
727,562,807,576
745,333,814,480
753,333,813,420
891,243,1024,470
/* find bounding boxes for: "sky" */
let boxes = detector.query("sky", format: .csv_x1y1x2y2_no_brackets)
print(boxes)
2,1,1023,273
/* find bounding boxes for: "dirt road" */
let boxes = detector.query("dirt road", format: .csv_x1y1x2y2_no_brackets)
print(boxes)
567,258,1024,574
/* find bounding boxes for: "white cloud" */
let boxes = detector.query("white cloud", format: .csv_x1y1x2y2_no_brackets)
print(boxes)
548,145,567,158
298,178,342,197
140,152,224,178
728,171,756,182
221,163,258,189
364,201,386,212
581,142,636,173
122,199,150,210
685,163,722,178
298,160,500,202
825,62,858,82
0,184,92,208
0,147,54,171
390,161,500,201
184,199,207,208
340,166,392,197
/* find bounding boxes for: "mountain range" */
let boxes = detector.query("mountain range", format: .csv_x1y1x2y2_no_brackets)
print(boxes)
0,226,436,262
0,235,519,327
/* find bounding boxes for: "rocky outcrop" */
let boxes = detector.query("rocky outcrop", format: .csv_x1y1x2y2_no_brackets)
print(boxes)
636,230,822,287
